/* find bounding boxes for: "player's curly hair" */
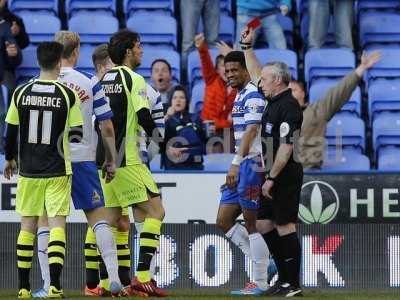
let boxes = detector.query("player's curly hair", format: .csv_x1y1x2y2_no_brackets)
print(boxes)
108,29,140,65
224,51,246,69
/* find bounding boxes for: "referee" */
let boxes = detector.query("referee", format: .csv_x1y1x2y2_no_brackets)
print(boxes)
259,62,303,297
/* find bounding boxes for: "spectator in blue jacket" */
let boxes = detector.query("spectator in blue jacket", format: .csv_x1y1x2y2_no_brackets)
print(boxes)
236,0,290,49
163,85,206,170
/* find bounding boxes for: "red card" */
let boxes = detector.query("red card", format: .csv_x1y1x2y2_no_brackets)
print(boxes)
247,17,261,30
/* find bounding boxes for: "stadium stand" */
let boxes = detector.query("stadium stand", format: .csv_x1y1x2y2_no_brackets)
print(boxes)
187,48,219,88
300,13,336,47
126,13,177,49
65,0,117,16
368,79,400,123
198,15,235,45
68,11,119,44
15,46,39,83
124,0,174,17
359,12,400,49
326,114,366,153
363,49,400,87
377,146,400,171
304,49,355,86
220,0,232,16
190,81,205,115
138,47,180,83
373,112,400,157
17,11,61,44
76,44,96,75
357,0,399,13
321,150,370,171
309,79,362,117
8,0,58,14
253,49,298,79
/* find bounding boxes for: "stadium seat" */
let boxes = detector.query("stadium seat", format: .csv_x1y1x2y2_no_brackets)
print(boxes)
304,49,355,85
76,45,96,75
69,11,119,44
190,81,205,114
220,0,232,16
66,0,117,16
326,114,365,152
321,151,370,171
300,13,335,48
15,46,39,83
187,48,219,88
126,13,177,49
149,154,162,172
18,11,61,44
309,79,361,116
373,112,400,155
197,15,235,45
358,0,399,12
364,49,400,87
368,79,400,123
377,146,400,171
124,0,174,17
137,48,180,83
277,14,294,49
359,12,400,49
203,153,235,172
9,0,58,14
1,84,9,109
253,49,298,79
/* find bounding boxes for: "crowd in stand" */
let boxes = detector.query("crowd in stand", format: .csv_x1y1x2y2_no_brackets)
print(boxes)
0,0,394,170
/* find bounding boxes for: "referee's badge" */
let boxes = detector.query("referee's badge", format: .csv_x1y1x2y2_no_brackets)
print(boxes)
266,123,273,134
280,122,290,137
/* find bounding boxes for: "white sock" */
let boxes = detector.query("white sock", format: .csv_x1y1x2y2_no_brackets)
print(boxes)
249,232,269,290
37,227,50,290
93,221,121,286
135,221,157,278
225,223,251,257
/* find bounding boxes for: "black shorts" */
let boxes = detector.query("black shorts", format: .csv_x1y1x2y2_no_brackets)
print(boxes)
258,163,303,225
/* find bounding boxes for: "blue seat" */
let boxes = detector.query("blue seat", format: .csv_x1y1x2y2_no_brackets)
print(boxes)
309,79,361,116
277,14,294,49
253,49,298,79
368,79,400,123
76,45,96,75
198,15,235,45
137,48,180,83
220,0,232,15
358,0,399,12
69,11,119,44
321,151,370,171
1,84,9,110
373,112,400,155
364,49,400,86
124,0,174,17
359,12,400,49
18,11,61,44
126,13,177,50
149,154,162,172
190,81,205,114
326,114,365,152
203,153,235,172
9,0,58,14
16,46,39,83
378,146,400,171
187,48,219,88
66,0,117,16
304,49,355,86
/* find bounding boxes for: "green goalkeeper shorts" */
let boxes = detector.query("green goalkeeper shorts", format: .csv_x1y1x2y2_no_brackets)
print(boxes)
100,164,159,208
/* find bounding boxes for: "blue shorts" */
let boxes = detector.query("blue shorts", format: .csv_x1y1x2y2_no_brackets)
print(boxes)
72,161,105,210
220,156,264,210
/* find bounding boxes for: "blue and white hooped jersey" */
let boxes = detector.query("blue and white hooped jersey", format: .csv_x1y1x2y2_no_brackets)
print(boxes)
232,81,266,158
58,67,113,162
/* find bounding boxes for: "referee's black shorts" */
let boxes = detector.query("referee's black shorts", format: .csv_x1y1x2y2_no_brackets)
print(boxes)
258,163,303,225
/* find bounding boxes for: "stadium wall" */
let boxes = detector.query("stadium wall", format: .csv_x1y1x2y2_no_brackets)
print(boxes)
1,173,400,290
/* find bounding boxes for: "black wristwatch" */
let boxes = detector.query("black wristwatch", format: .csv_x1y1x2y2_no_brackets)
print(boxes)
266,173,276,182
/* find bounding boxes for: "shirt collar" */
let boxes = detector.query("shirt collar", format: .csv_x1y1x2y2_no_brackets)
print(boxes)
268,88,292,103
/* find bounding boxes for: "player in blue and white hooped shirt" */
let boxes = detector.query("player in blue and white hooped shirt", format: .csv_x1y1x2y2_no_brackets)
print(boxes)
32,33,122,298
215,51,270,295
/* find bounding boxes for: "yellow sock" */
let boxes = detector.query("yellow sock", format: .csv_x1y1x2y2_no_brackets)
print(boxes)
48,227,66,290
112,227,130,286
85,227,99,288
17,230,35,290
136,218,161,283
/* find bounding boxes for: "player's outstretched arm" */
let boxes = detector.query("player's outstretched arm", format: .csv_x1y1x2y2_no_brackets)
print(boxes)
241,27,262,84
4,124,18,179
99,119,117,183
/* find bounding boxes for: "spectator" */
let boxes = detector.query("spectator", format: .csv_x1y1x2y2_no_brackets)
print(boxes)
241,27,381,169
308,0,354,49
181,0,220,77
151,58,175,108
236,0,290,49
0,0,29,90
194,32,236,131
163,85,205,170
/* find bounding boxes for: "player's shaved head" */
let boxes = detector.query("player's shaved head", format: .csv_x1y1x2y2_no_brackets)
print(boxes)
54,31,80,59
37,42,64,71
108,29,140,65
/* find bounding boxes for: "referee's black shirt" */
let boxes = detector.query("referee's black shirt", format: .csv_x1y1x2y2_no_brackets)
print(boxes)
261,88,303,169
